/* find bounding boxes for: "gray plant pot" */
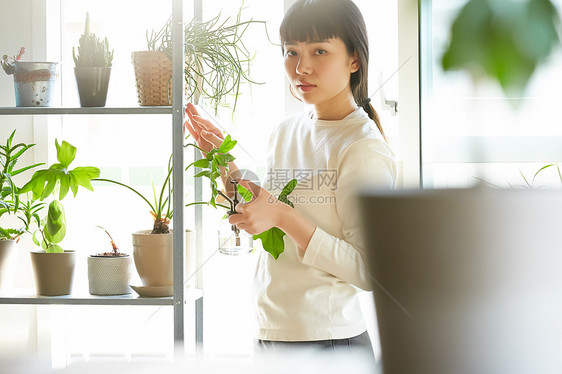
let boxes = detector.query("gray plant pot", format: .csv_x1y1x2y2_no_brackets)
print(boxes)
0,239,18,293
13,61,59,107
74,67,111,107
360,188,562,374
30,250,76,296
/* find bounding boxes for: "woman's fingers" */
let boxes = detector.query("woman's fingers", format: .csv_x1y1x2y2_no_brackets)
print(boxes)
186,102,200,116
183,118,199,142
236,178,261,201
184,103,225,152
228,213,243,225
200,130,225,149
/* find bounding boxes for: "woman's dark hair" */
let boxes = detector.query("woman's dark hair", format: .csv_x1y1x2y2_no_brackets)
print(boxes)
280,0,386,141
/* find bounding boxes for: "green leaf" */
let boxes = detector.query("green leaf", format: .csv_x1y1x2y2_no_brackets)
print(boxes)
10,162,44,177
47,200,64,222
58,173,71,200
69,166,100,193
219,153,235,163
45,243,64,253
45,221,66,244
44,200,66,244
55,140,77,168
253,227,286,260
278,178,298,207
193,159,210,168
237,184,253,202
206,149,218,161
218,135,237,153
194,170,211,178
254,179,298,259
280,178,298,196
32,230,41,246
441,0,561,96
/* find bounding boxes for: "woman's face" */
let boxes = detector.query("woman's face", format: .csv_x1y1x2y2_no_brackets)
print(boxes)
283,37,358,108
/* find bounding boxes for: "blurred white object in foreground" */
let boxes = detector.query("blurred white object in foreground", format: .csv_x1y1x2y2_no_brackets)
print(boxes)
1,348,377,374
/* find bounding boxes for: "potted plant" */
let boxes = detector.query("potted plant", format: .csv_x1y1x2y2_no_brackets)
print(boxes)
93,137,240,295
94,135,295,296
1,47,59,107
87,226,132,296
72,13,114,107
0,130,44,292
19,139,100,296
132,4,264,110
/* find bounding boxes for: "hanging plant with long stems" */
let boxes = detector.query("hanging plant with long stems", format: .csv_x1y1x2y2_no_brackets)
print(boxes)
147,4,267,113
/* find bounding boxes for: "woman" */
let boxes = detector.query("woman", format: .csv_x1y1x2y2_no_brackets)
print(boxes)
184,0,397,353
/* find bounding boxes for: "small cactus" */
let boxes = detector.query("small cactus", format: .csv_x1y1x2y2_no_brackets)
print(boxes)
72,13,114,68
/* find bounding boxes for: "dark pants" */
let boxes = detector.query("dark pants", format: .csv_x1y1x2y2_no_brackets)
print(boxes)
256,330,374,356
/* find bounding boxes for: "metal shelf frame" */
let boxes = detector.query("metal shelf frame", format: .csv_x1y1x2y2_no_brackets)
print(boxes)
0,288,203,306
0,107,173,115
0,0,204,352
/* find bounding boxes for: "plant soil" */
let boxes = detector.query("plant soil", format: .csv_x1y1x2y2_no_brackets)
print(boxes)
91,253,129,257
151,219,170,234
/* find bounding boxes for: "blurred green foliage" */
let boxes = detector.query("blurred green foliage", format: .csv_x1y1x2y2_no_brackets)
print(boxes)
441,0,560,96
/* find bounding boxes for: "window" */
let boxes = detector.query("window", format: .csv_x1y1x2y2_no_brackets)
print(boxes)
0,0,404,365
421,0,562,189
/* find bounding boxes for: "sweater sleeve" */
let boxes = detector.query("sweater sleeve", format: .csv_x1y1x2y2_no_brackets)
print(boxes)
301,138,397,290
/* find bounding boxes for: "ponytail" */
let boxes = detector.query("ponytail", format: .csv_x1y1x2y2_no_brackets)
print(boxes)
357,97,387,143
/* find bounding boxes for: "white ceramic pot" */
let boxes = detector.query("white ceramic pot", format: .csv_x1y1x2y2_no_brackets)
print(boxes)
132,230,173,287
360,188,562,374
30,250,76,296
0,239,18,292
88,255,132,295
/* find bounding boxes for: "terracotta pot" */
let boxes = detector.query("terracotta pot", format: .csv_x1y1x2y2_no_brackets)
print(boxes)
0,239,18,292
88,255,132,295
132,230,173,287
30,250,76,296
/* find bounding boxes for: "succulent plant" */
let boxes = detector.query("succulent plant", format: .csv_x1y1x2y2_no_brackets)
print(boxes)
72,13,113,68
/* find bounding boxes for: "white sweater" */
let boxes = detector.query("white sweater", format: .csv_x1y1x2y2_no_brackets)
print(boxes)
255,107,397,341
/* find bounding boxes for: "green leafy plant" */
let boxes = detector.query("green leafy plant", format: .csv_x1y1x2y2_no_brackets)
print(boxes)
186,135,237,210
19,140,100,253
73,13,114,68
441,0,560,96
147,4,266,112
0,130,44,240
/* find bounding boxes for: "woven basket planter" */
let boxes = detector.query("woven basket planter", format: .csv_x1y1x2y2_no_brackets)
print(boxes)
131,51,172,106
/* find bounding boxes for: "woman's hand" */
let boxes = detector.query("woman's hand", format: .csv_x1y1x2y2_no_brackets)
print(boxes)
184,102,224,154
228,178,285,235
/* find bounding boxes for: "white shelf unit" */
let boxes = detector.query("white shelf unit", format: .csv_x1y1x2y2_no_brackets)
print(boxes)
0,0,204,352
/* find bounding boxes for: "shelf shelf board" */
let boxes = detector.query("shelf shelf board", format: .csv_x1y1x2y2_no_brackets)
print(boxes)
0,288,202,306
0,106,173,115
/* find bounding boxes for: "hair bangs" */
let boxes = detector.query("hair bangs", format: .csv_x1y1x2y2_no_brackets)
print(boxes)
280,0,347,48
